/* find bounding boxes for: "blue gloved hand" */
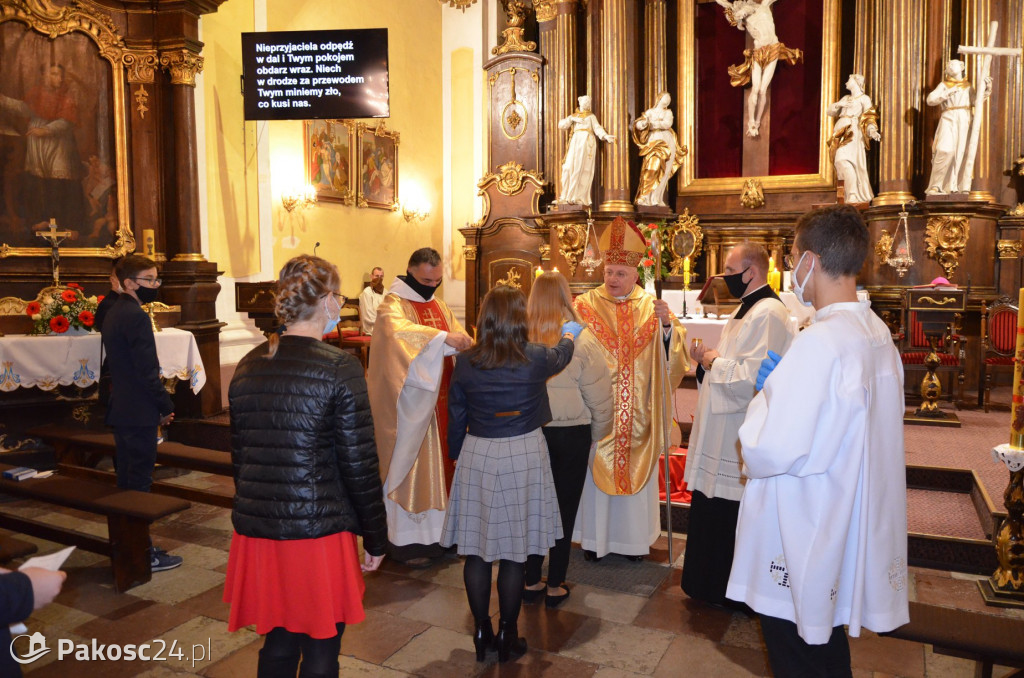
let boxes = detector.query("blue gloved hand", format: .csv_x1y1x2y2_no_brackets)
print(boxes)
755,350,782,391
561,321,584,340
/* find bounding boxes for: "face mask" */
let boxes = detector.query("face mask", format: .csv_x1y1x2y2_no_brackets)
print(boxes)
722,267,750,298
135,285,159,304
400,273,440,301
323,297,341,335
791,252,815,307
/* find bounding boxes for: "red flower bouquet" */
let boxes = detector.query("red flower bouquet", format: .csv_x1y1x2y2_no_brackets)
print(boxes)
28,285,100,335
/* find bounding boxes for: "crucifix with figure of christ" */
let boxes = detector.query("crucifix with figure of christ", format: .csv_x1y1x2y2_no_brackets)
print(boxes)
35,218,74,287
956,20,1022,193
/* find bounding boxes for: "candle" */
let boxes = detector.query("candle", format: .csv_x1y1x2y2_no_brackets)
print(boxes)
142,229,156,256
1010,288,1024,448
535,266,542,278
683,256,690,273
768,256,774,273
553,266,559,273
683,270,691,286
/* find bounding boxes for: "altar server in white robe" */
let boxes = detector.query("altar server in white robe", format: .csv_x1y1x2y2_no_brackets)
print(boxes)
727,205,908,676
681,242,793,607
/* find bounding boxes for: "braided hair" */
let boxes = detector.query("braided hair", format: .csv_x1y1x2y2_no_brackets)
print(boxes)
266,254,340,358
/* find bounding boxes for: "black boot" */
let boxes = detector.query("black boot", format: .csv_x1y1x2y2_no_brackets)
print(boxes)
473,618,495,662
496,619,527,663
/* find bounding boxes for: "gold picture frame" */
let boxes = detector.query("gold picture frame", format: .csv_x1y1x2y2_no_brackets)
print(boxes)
355,121,399,210
677,0,841,195
304,119,355,205
0,0,134,259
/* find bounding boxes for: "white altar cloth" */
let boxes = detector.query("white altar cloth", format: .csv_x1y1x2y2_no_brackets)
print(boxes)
0,328,206,393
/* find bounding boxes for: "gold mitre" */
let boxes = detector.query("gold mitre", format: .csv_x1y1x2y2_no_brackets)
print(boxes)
600,216,648,267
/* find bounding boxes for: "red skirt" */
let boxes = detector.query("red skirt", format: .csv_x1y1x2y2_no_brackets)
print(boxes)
223,531,366,639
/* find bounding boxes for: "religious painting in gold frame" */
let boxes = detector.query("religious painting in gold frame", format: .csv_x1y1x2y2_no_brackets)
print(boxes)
355,121,399,210
0,0,134,259
677,0,840,196
304,119,354,205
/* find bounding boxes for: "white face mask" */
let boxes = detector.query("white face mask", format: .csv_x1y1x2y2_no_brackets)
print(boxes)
323,297,341,335
791,252,815,307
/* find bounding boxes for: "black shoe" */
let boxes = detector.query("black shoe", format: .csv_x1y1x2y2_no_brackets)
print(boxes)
624,554,645,562
150,547,183,572
473,618,495,662
545,584,571,608
523,585,545,604
496,619,527,663
583,550,602,562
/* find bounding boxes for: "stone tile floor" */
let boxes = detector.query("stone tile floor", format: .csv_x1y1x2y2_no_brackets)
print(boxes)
4,476,1020,677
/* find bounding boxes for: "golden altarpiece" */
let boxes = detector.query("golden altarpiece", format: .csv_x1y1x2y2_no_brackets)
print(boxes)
461,0,1024,400
0,0,226,423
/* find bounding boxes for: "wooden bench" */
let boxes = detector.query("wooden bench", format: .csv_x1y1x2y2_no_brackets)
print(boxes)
0,464,190,591
0,529,38,564
28,425,234,508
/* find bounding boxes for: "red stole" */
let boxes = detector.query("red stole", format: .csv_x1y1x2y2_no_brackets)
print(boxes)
408,299,456,490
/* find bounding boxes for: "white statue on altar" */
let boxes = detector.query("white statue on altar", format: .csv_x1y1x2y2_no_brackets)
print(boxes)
716,0,802,138
925,59,989,195
556,95,615,207
632,92,686,207
827,74,880,205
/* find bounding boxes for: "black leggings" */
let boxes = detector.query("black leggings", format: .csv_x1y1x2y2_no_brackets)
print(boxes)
257,623,345,678
464,555,524,623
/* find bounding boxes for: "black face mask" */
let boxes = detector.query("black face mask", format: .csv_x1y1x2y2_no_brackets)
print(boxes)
399,273,439,301
135,285,160,305
721,267,750,299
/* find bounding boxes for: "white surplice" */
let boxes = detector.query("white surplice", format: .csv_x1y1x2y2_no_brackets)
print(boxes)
683,294,794,501
726,300,909,645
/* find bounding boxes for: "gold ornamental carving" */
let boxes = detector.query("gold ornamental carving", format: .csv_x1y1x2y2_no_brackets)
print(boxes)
463,245,477,261
667,209,703,275
740,179,765,209
556,223,587,276
925,216,969,279
492,1,536,55
534,0,557,21
1008,203,1024,217
875,230,894,266
133,85,149,119
495,267,523,289
0,0,134,260
485,161,543,198
438,0,478,11
159,49,204,87
539,244,551,262
122,49,159,83
998,240,1022,259
499,67,529,141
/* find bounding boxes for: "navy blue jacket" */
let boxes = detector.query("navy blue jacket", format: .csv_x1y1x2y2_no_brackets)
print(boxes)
1,571,33,677
448,338,574,458
101,295,174,427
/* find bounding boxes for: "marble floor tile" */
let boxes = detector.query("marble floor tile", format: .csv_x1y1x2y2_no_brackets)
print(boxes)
632,591,734,641
718,613,765,651
55,581,151,620
339,654,416,677
74,600,197,648
384,625,487,678
400,583,497,634
342,609,430,664
170,543,230,570
413,556,471,588
477,647,599,678
590,669,648,678
849,631,926,678
554,584,649,625
127,565,225,605
176,586,231,623
652,632,769,678
518,602,592,653
154,615,256,673
199,639,260,678
28,601,97,635
362,570,440,615
560,617,674,674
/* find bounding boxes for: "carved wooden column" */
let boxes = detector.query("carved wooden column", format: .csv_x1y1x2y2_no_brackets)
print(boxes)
643,0,667,105
920,0,954,188
537,0,578,197
852,0,877,88
874,0,925,205
123,50,162,256
961,0,998,202
598,0,631,211
998,0,1024,206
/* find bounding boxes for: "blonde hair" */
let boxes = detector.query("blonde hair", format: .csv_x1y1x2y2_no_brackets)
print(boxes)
266,254,341,358
527,272,579,347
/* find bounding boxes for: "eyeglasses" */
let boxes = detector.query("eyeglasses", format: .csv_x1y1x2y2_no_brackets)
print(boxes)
131,276,162,286
331,292,348,306
783,254,797,270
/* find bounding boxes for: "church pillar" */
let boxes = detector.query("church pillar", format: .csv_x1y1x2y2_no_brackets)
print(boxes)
852,0,877,87
874,0,925,206
643,0,667,105
920,0,954,191
998,0,1023,206
537,0,578,197
961,0,998,202
598,0,631,212
123,50,162,255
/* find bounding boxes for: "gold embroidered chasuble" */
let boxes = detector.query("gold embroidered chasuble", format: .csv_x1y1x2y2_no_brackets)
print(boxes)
367,292,466,514
574,285,688,496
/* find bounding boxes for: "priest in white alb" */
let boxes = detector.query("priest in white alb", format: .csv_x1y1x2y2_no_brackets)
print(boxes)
727,205,908,674
367,247,473,564
573,217,688,561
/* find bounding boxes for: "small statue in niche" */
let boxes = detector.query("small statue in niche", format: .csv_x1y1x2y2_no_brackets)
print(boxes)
827,74,881,205
632,92,687,207
556,95,615,207
925,59,990,195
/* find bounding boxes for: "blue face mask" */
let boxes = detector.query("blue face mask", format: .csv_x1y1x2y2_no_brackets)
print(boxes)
323,297,341,335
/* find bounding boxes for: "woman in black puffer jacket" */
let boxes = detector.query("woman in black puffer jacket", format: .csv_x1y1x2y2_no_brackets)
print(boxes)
223,254,387,678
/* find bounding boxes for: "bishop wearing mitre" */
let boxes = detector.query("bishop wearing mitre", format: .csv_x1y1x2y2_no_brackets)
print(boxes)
367,247,473,564
573,218,689,560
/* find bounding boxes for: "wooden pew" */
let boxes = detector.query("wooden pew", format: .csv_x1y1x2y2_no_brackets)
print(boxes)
0,464,190,591
28,425,233,508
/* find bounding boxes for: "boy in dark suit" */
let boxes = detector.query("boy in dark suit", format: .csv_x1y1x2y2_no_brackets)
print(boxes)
102,254,182,572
